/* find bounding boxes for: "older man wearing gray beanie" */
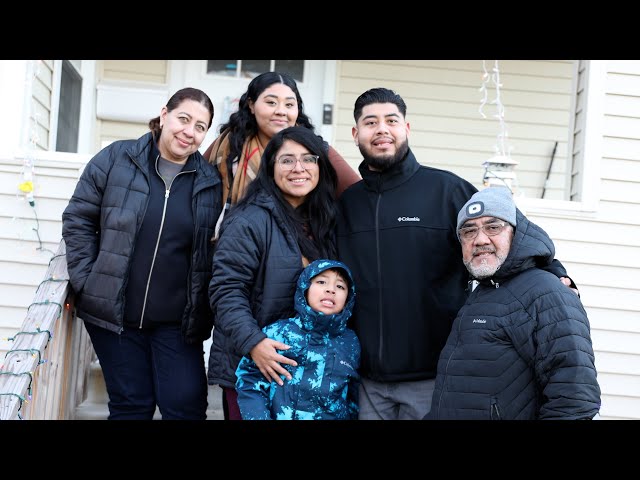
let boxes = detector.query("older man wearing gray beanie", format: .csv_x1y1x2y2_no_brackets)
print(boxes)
456,187,517,279
426,186,601,420
456,186,516,235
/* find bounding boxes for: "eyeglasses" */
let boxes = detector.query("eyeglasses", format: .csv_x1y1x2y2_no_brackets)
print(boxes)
276,154,319,170
458,222,508,242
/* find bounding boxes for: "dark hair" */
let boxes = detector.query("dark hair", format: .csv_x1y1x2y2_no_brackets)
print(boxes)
148,87,214,139
220,72,315,168
353,87,407,122
322,267,351,288
239,126,338,260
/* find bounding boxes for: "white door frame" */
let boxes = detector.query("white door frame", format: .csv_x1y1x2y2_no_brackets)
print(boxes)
168,60,337,152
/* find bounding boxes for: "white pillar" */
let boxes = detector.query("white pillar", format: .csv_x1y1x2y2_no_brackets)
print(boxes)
580,60,606,212
320,60,337,145
77,60,97,154
0,60,30,158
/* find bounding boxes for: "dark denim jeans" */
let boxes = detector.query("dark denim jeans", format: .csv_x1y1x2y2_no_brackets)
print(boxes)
84,321,208,420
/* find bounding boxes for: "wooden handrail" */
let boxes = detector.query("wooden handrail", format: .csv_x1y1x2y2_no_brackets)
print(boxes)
0,239,94,420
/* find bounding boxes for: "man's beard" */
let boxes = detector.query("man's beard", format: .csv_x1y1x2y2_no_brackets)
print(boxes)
464,251,508,280
359,138,409,171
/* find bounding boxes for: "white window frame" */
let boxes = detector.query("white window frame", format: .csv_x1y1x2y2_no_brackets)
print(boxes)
517,60,605,219
49,60,97,155
205,60,305,82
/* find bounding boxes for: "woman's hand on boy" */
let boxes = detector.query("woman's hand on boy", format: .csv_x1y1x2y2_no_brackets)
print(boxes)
250,338,298,386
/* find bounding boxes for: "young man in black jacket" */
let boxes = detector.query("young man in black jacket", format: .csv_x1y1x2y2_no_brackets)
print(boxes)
336,88,576,419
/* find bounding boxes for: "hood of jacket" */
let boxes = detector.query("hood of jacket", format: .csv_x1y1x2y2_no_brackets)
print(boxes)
481,208,556,284
293,259,356,336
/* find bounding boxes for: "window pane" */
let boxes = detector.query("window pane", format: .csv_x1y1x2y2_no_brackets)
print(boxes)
56,60,82,153
205,60,305,82
274,60,304,82
241,60,270,79
207,60,237,77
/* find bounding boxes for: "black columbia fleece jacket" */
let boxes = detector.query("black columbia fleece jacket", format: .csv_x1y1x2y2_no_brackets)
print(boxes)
336,150,568,382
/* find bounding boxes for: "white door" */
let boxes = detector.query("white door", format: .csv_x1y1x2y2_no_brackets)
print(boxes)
168,60,334,154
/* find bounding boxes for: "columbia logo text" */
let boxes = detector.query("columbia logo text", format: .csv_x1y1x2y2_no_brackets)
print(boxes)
472,319,486,324
397,216,420,222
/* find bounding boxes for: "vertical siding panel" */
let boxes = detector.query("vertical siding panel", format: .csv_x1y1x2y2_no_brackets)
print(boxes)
28,60,54,151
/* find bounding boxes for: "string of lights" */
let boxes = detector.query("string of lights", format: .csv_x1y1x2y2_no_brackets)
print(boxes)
0,251,68,419
479,60,518,193
14,60,56,257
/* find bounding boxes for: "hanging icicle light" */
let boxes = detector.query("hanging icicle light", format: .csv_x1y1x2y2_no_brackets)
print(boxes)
18,60,41,207
479,60,518,192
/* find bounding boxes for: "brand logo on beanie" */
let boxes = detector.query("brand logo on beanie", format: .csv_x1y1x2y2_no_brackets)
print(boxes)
467,202,484,217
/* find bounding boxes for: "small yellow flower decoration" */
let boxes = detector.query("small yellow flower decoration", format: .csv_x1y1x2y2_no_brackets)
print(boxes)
18,181,34,193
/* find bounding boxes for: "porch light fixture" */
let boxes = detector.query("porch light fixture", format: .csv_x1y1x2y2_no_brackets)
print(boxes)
482,154,519,190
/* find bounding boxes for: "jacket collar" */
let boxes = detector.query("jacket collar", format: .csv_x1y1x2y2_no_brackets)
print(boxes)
125,131,219,185
358,148,420,193
125,132,155,172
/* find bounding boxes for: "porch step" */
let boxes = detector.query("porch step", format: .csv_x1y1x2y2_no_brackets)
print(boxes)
74,360,224,420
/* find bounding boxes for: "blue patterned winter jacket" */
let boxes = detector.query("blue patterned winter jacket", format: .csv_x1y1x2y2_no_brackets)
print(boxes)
235,259,360,420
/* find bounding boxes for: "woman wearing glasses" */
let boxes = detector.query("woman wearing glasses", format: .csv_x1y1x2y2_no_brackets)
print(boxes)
203,71,359,240
208,127,340,419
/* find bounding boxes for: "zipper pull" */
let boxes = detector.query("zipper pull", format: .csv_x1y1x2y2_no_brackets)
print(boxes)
165,189,170,198
491,400,501,420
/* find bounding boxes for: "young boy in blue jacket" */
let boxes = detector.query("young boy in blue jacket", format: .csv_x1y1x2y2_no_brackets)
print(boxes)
235,259,360,420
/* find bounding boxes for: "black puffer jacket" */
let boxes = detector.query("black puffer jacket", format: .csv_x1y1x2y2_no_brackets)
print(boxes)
427,209,601,420
62,132,222,343
207,190,306,388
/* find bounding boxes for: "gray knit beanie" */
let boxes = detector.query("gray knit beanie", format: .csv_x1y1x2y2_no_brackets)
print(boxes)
456,187,516,234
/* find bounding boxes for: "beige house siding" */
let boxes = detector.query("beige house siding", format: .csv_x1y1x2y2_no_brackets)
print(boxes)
100,60,167,84
589,60,640,419
334,60,574,199
0,154,88,359
96,60,168,149
515,60,640,419
99,120,150,149
30,60,54,151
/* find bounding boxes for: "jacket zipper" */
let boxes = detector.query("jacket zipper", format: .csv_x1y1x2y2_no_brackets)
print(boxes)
436,303,466,417
490,398,501,420
375,193,384,364
138,158,196,328
119,151,152,333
